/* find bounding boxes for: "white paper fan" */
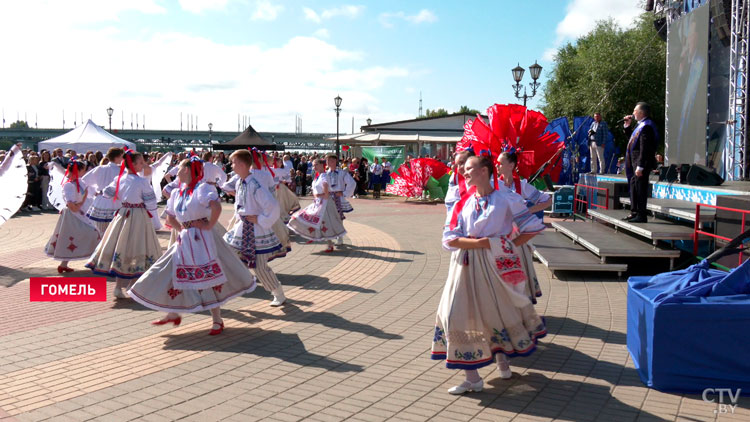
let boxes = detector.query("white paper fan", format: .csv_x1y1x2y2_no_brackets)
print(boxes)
47,162,68,211
0,145,29,226
151,152,172,201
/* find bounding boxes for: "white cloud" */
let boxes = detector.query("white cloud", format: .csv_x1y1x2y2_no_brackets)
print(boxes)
313,28,330,39
545,0,641,61
321,5,364,19
303,7,321,23
179,0,231,14
379,9,437,28
0,5,408,133
304,5,364,23
252,0,283,21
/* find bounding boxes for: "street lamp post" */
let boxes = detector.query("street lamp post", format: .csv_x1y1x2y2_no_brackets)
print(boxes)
366,118,372,126
208,122,213,152
334,95,342,157
106,107,114,131
511,61,543,107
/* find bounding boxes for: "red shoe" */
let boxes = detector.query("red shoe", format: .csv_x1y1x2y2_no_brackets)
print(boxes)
324,246,334,253
305,240,314,244
151,316,181,326
209,321,224,336
57,265,74,274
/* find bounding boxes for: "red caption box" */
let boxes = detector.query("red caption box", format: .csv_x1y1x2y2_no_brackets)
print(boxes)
30,277,107,302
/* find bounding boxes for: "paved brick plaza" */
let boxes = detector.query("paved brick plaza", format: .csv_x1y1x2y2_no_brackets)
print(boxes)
0,197,746,422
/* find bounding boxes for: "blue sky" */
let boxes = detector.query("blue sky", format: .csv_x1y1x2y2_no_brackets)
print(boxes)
0,0,642,133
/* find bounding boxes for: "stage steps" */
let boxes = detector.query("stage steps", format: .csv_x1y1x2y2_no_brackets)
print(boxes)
552,221,680,270
587,209,695,246
619,197,715,224
532,230,627,277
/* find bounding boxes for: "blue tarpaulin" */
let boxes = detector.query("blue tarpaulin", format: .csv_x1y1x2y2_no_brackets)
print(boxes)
627,258,750,393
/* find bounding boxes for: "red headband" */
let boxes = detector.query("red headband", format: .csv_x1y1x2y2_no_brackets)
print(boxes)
63,158,81,193
181,157,204,196
114,148,137,201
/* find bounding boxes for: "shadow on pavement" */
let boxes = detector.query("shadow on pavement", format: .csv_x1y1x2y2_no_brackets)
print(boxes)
161,329,364,373
543,315,626,345
510,342,642,388
0,266,87,288
470,372,661,420
232,304,402,340
277,273,376,293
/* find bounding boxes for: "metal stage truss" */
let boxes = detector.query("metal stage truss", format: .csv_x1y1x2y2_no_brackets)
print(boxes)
728,0,750,180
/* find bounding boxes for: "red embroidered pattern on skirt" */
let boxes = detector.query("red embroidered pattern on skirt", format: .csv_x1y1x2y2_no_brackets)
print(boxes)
175,262,223,284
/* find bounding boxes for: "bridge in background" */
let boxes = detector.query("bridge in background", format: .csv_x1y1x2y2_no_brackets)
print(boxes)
0,127,337,151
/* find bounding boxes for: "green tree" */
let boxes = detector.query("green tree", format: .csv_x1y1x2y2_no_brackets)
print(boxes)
458,105,480,115
541,14,666,151
9,120,29,129
423,108,449,118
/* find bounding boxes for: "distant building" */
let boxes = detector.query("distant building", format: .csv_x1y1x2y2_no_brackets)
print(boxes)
328,113,480,160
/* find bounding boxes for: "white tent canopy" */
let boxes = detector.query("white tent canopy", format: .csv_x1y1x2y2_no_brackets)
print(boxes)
38,119,135,153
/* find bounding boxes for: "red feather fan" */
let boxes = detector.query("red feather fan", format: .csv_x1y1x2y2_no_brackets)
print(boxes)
386,158,450,198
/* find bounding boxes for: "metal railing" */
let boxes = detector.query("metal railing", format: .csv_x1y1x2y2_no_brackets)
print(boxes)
693,203,750,266
573,183,609,218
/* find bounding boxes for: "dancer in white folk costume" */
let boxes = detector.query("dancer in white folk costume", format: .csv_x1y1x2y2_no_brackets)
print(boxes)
252,149,291,257
128,157,257,335
432,155,547,395
44,159,101,273
445,149,475,213
325,154,355,247
85,150,161,300
82,147,124,234
287,158,347,253
0,144,28,228
223,149,288,307
137,151,173,231
273,156,300,224
161,179,181,247
496,150,552,304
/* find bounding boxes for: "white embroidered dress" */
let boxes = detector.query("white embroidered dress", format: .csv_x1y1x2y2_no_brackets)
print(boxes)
128,182,257,313
287,173,346,241
85,173,161,279
45,180,100,260
431,188,547,370
82,162,122,233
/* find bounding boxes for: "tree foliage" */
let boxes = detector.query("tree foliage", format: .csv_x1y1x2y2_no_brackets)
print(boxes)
540,14,666,150
418,106,480,119
9,120,29,129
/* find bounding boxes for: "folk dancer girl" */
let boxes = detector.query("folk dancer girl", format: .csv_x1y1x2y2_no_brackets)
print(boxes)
128,158,257,335
432,155,547,394
287,158,347,253
445,149,475,212
82,147,124,234
86,150,161,300
274,156,301,224
45,158,100,273
223,150,288,307
496,150,552,303
325,153,355,247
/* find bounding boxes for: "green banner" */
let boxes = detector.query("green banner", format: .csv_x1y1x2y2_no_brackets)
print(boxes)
360,146,405,180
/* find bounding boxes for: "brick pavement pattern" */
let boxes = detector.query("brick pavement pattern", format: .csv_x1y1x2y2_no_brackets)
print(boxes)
0,198,747,421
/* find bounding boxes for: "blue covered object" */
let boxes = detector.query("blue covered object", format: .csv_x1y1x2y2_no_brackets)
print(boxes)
627,258,750,393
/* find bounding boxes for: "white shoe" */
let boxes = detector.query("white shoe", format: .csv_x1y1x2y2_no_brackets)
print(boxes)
336,237,344,247
448,379,483,395
113,288,127,300
270,290,286,307
497,358,512,379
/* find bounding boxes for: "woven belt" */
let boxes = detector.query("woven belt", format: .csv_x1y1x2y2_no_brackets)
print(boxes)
121,202,146,208
182,218,208,229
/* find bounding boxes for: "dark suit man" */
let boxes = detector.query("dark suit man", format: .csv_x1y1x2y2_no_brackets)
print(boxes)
622,102,658,223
